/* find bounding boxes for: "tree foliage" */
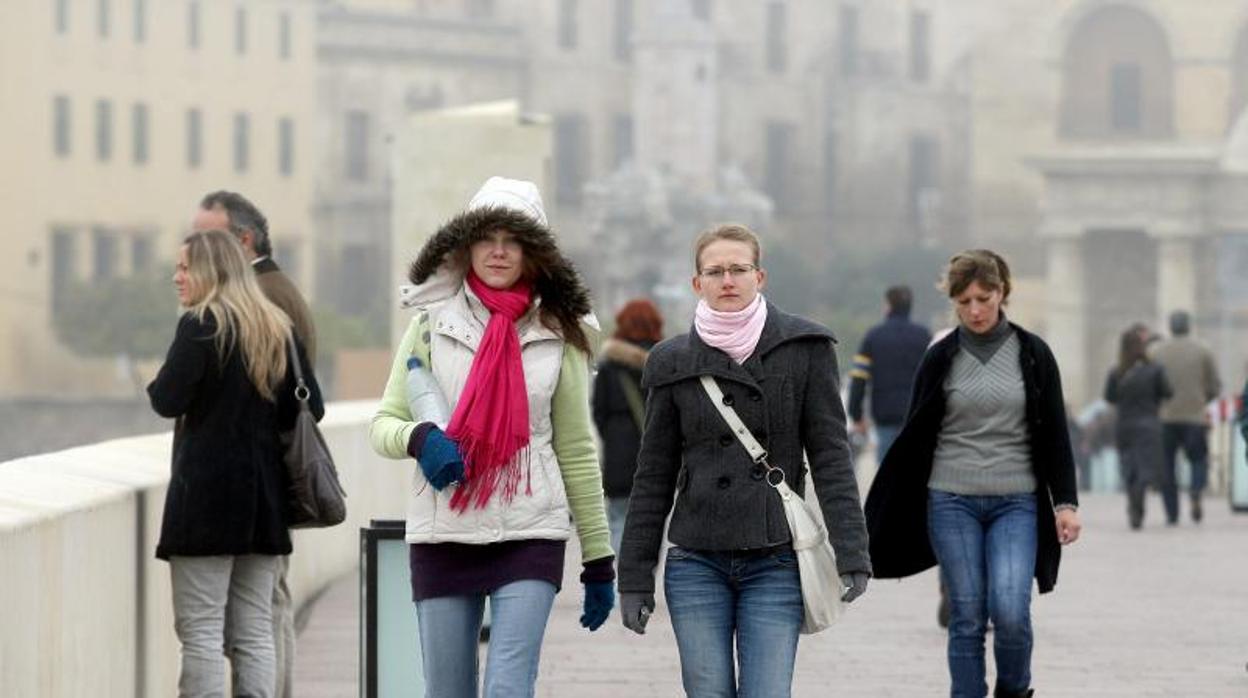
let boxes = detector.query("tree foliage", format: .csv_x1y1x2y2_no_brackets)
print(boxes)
53,271,177,361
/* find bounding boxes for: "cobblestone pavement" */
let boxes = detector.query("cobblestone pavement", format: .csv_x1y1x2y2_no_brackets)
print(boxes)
295,492,1248,696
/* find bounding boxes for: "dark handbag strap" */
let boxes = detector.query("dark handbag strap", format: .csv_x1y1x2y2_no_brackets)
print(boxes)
618,371,645,430
287,334,310,404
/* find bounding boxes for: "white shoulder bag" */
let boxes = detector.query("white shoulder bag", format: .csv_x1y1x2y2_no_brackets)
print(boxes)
700,375,844,634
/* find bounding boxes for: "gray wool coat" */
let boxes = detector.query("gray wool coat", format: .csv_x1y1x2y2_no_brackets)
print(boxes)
617,303,872,594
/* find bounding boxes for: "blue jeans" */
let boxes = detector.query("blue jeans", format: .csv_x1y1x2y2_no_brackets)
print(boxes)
875,423,902,462
927,490,1037,698
606,496,629,556
414,580,557,698
663,545,804,698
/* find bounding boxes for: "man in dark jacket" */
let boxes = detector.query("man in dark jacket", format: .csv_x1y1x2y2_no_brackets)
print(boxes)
848,285,931,461
192,190,316,698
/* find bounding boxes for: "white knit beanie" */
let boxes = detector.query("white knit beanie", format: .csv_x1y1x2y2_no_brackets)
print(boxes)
466,176,549,227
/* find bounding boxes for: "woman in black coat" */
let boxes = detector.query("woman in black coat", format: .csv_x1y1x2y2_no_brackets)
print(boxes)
1104,328,1171,529
148,230,322,697
617,224,870,697
592,298,663,554
865,250,1081,698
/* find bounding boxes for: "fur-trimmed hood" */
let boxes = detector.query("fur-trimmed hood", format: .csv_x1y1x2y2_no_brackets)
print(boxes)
399,205,598,349
600,338,651,371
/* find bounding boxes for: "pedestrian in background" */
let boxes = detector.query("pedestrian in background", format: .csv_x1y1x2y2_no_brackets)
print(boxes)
618,224,871,697
148,230,322,698
369,177,614,698
1104,327,1172,529
848,285,932,462
192,190,316,698
1150,310,1220,524
866,249,1081,698
592,298,663,554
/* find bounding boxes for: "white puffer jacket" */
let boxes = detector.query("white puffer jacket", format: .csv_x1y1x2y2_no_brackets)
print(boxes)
404,284,573,544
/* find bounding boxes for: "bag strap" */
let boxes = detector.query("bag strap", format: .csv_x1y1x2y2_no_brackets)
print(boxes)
698,375,778,476
287,333,309,404
618,372,646,430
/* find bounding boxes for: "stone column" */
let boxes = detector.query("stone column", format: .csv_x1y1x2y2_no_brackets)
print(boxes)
1155,236,1198,333
1046,234,1088,406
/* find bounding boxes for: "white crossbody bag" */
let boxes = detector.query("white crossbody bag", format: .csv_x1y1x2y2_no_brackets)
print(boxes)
699,375,844,634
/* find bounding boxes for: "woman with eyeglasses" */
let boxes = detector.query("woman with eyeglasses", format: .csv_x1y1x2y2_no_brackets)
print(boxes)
617,223,871,697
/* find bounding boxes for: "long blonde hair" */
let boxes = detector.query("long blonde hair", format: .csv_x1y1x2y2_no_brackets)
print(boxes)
183,230,291,401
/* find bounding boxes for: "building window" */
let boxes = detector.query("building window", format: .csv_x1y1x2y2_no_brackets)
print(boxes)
235,6,247,55
554,113,588,206
1110,63,1143,132
234,113,250,173
764,120,794,213
186,108,202,168
346,110,369,181
97,0,110,38
839,5,859,77
93,228,119,281
56,0,70,34
822,131,837,215
691,0,712,21
95,99,112,161
133,0,146,42
558,0,578,50
910,10,930,82
131,235,154,273
50,228,77,314
188,1,200,49
274,240,300,282
908,135,940,236
765,2,787,73
279,117,294,176
612,113,633,168
614,0,634,62
54,96,71,157
132,103,148,165
279,11,292,59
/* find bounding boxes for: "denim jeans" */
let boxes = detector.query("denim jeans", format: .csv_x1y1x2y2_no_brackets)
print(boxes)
663,545,804,698
1162,423,1209,521
875,423,903,462
414,579,557,698
170,554,279,698
927,490,1037,698
606,496,630,556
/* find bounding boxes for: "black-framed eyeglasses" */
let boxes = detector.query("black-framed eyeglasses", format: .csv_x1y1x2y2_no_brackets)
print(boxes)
698,264,758,280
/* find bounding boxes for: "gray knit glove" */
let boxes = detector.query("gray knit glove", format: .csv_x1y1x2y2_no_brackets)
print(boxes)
840,572,870,603
620,592,655,635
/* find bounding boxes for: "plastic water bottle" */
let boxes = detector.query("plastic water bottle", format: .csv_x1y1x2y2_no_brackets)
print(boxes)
406,356,450,425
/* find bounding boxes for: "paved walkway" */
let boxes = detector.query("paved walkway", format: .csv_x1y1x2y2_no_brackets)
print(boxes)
294,492,1248,696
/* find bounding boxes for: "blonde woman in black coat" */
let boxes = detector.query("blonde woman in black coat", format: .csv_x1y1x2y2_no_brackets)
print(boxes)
148,230,322,697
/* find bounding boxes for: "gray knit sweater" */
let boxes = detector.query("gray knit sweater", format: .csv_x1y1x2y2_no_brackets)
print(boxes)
928,324,1036,496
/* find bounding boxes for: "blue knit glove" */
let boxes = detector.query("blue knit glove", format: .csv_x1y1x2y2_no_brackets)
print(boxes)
417,426,465,491
580,581,615,631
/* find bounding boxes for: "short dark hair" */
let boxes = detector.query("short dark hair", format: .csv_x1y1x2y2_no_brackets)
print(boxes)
885,285,913,315
1169,310,1190,336
200,190,272,257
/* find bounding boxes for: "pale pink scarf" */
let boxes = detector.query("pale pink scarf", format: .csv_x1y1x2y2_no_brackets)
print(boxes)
694,294,768,364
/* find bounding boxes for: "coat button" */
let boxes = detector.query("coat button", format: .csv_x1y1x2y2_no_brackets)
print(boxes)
751,465,765,481
717,476,732,489
749,390,762,402
722,393,735,407
719,434,733,447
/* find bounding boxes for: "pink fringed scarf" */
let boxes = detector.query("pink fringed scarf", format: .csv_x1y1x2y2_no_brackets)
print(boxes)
446,271,533,511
